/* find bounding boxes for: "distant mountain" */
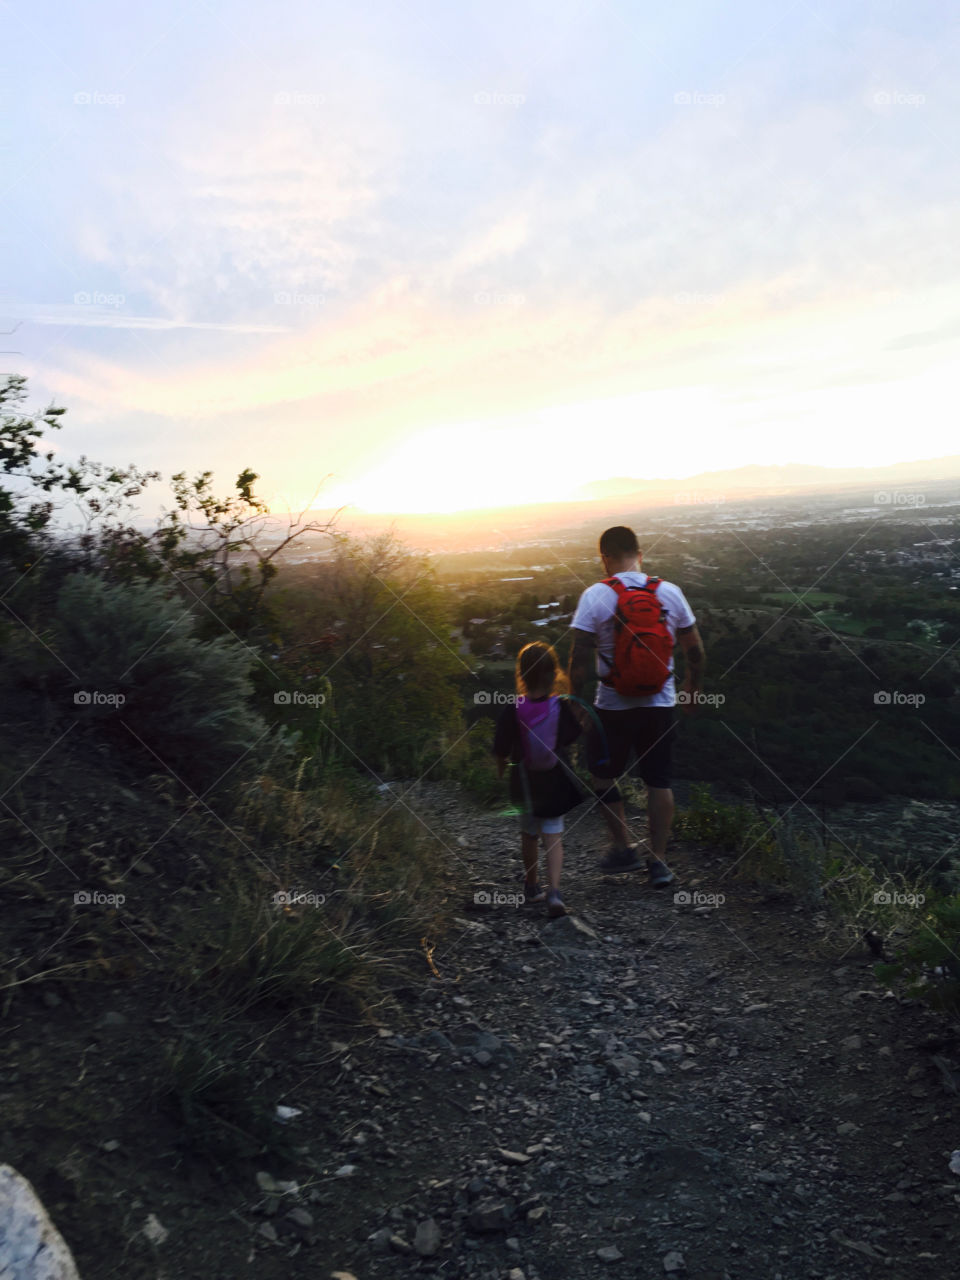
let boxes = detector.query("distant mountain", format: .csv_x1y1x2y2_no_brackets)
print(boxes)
575,456,960,502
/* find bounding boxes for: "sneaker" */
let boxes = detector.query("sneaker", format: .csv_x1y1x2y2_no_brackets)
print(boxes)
599,844,644,873
545,888,566,919
646,858,675,888
522,881,546,904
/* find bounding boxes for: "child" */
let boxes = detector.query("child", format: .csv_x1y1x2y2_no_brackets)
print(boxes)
492,642,585,918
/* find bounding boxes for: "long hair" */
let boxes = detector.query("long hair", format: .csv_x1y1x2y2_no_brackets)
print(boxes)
515,641,569,698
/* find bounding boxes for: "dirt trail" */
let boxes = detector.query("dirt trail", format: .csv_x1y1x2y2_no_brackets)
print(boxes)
313,782,960,1280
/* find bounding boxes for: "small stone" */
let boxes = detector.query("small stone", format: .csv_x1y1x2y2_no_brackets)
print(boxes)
475,1050,493,1067
663,1250,686,1272
97,1011,127,1029
256,1171,277,1192
42,990,62,1008
258,1222,277,1242
389,1233,412,1254
526,1204,549,1224
837,1122,858,1135
334,1164,357,1178
142,1214,168,1245
597,1245,623,1262
508,1270,526,1280
497,1148,531,1165
414,1218,441,1257
469,1198,512,1231
841,1034,862,1051
330,1273,358,1280
368,1226,393,1252
287,1207,313,1228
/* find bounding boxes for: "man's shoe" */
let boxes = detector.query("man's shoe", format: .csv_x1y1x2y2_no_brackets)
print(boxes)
545,888,566,919
599,844,644,873
646,858,675,888
522,881,546,904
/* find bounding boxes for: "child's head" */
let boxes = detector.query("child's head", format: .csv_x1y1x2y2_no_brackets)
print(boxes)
516,641,569,698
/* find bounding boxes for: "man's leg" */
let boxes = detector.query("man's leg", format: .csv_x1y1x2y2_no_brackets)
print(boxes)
646,786,674,858
590,774,631,848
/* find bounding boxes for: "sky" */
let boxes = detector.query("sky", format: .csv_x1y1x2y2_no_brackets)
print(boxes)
3,0,959,517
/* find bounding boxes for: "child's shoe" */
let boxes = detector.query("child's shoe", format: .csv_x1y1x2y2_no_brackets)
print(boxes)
646,858,675,888
545,888,566,918
522,881,546,904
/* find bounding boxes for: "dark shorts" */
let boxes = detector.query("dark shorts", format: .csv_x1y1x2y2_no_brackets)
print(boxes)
584,706,677,789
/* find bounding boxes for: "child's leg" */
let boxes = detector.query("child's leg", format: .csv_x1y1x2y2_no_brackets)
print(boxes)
521,830,540,883
543,830,563,891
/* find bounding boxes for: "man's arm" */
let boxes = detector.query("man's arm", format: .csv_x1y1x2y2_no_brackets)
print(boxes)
676,623,705,704
568,627,596,701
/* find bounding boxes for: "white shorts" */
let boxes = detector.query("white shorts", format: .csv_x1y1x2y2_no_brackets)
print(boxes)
520,812,564,837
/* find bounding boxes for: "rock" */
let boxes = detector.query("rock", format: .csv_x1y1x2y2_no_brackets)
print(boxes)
608,1054,641,1077
330,1273,359,1280
0,1165,81,1279
468,1198,513,1231
663,1250,686,1272
334,1164,357,1178
286,1207,313,1228
41,991,61,1009
597,1245,623,1262
526,1204,549,1224
368,1226,393,1253
96,1011,127,1029
497,1148,531,1165
836,1122,858,1135
841,1034,862,1051
508,1270,526,1280
544,914,598,942
142,1214,168,1245
389,1233,412,1254
414,1218,442,1257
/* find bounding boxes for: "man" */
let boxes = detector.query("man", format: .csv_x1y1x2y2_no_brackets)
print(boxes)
569,525,705,886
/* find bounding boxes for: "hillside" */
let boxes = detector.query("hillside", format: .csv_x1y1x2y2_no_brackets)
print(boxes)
3,775,960,1278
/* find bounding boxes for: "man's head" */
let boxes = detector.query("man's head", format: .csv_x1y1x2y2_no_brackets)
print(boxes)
599,525,641,574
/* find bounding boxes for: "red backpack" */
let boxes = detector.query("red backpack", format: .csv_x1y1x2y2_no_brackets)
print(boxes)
600,576,673,696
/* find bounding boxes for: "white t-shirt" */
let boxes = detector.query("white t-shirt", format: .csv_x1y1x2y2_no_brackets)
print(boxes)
571,571,696,709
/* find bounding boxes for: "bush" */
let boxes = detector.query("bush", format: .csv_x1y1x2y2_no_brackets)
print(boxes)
52,573,268,786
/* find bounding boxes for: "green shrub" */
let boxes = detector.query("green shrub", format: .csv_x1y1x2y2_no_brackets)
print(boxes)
53,573,268,786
